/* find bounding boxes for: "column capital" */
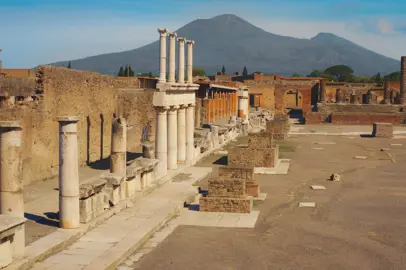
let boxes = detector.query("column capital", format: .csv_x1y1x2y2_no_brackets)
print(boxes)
169,105,180,111
187,103,196,107
179,104,187,109
168,32,177,38
56,116,80,123
186,40,195,45
155,106,170,112
158,28,168,36
177,37,186,43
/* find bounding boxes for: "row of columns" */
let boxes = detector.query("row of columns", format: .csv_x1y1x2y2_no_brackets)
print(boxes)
204,92,238,123
155,104,195,173
158,29,194,84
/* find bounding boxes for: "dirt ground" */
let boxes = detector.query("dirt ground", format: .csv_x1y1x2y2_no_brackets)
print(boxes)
135,134,406,270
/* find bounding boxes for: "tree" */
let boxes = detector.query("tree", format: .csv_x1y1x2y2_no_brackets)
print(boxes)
221,66,226,75
117,66,124,77
124,65,129,77
67,61,71,69
307,69,334,81
384,71,400,82
324,65,354,82
128,65,135,77
292,73,302,78
242,66,248,76
148,72,152,78
193,68,206,77
373,72,382,85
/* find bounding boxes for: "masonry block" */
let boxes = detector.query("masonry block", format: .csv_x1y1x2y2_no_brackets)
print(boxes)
245,181,260,197
218,165,254,181
372,122,393,138
199,197,253,213
207,178,246,198
228,145,279,168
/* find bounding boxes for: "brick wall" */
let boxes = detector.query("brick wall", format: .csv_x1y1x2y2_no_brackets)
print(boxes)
331,112,402,125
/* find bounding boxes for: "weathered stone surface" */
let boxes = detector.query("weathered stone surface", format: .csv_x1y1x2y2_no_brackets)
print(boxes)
218,165,254,181
330,173,340,182
100,172,125,186
248,132,274,149
79,179,107,199
142,142,155,159
245,181,260,197
199,197,253,213
0,239,12,268
207,178,245,198
228,145,279,168
372,122,393,138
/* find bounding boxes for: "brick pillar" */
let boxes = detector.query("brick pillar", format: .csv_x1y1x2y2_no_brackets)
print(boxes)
384,80,390,104
401,56,406,105
320,80,326,103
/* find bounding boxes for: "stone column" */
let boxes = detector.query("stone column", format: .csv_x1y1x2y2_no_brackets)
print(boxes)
366,90,372,104
110,117,127,175
350,94,356,104
401,56,406,105
177,37,186,84
57,116,80,229
168,32,177,84
158,28,168,83
177,105,186,164
320,80,326,103
335,89,342,103
384,80,390,104
155,106,168,174
186,40,195,84
195,99,201,128
167,106,178,170
0,121,24,257
186,103,195,164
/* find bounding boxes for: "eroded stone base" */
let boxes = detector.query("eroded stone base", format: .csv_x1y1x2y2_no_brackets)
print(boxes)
199,197,253,213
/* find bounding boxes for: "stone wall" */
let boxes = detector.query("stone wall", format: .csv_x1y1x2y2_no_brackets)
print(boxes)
305,112,330,124
331,112,402,125
0,66,154,184
207,178,245,198
318,104,402,114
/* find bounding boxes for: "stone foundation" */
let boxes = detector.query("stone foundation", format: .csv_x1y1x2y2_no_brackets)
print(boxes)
207,178,245,198
372,123,393,138
265,114,290,140
228,145,279,168
199,197,252,213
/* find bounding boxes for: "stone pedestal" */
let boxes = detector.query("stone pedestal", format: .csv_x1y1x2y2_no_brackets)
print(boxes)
372,122,393,138
110,117,127,175
167,106,178,170
57,116,80,229
177,105,186,164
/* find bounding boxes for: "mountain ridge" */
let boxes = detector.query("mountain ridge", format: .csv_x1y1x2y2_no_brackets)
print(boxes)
50,14,400,76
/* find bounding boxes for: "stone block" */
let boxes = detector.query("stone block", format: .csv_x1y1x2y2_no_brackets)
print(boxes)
142,142,155,159
228,146,279,168
79,179,107,199
218,165,254,181
248,132,273,149
100,172,125,186
199,197,253,213
372,122,393,138
105,185,121,206
207,178,246,198
245,182,260,197
79,191,109,223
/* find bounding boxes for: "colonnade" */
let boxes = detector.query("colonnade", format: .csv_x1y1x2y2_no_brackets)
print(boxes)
204,91,238,123
154,29,199,175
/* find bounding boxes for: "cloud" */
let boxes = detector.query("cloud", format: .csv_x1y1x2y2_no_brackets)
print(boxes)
376,18,395,35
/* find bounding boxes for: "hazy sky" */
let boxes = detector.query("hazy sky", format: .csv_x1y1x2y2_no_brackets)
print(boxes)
1,0,405,68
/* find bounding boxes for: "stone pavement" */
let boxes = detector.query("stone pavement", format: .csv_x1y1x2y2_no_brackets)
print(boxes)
289,124,406,136
29,166,212,270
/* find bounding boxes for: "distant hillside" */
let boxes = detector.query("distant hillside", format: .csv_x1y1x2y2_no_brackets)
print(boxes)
50,14,400,77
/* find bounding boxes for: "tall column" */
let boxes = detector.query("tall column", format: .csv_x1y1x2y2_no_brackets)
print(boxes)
168,32,177,84
0,121,25,257
167,106,178,170
401,56,406,105
186,40,195,84
177,37,186,84
195,99,201,128
57,116,80,229
177,105,186,164
186,103,195,164
320,80,326,103
158,28,168,83
336,89,342,103
110,117,127,175
384,80,390,104
155,107,168,174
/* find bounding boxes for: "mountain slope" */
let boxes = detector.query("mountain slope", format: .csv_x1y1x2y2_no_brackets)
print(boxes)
50,14,400,76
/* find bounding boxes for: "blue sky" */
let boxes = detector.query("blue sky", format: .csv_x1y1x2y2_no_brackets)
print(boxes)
1,0,405,68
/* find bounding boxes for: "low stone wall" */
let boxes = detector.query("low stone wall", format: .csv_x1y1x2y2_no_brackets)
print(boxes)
305,112,330,124
318,104,402,114
331,112,402,125
207,178,245,198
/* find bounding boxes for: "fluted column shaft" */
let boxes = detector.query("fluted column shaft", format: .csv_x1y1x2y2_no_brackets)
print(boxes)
168,32,177,83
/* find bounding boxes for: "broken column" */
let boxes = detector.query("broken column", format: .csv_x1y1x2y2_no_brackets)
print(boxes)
177,104,186,164
384,80,390,104
186,40,195,84
155,106,168,174
158,28,168,83
57,116,80,229
110,117,127,175
168,32,177,84
401,56,406,105
186,103,195,164
177,37,186,84
0,121,25,257
320,80,326,103
167,106,178,170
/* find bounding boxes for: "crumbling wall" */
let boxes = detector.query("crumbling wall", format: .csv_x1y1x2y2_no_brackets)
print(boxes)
318,104,402,114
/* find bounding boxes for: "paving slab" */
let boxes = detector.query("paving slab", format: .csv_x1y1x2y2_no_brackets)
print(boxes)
311,185,326,190
298,202,316,208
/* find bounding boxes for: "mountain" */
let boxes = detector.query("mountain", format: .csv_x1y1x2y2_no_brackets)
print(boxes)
50,14,400,76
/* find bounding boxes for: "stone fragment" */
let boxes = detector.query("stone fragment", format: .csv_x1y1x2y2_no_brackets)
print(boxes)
312,147,323,150
372,123,393,138
298,202,316,208
311,185,326,190
100,172,125,186
390,144,402,146
330,174,340,182
354,156,367,160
